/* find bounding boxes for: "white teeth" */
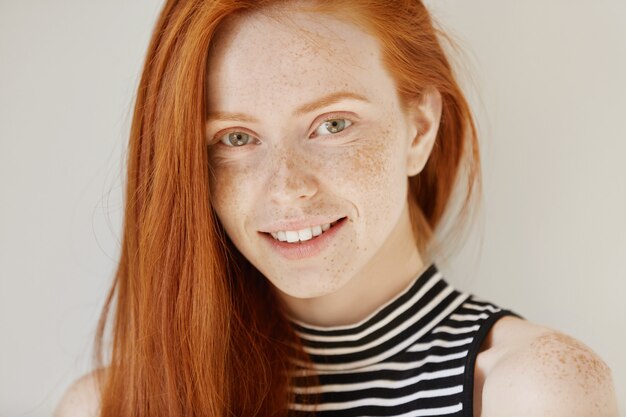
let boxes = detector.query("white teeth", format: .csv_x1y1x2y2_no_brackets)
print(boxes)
284,230,298,242
269,220,342,243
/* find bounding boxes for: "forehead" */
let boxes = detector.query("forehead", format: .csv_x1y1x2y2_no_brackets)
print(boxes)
206,7,393,112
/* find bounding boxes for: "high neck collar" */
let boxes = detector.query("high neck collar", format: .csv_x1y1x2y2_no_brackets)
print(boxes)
287,262,469,371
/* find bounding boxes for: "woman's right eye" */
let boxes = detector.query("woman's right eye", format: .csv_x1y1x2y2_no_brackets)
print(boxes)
219,131,255,147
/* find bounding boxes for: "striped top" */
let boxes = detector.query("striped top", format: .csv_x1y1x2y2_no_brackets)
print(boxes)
286,262,523,416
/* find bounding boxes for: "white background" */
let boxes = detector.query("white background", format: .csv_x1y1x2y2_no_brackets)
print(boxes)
1,0,624,415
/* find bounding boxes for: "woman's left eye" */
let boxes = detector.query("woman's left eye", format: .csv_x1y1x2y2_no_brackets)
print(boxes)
314,118,352,137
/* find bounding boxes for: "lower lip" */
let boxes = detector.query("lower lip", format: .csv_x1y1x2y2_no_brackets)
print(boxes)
259,217,348,260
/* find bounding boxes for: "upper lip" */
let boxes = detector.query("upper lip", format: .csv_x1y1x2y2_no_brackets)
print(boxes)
259,216,346,233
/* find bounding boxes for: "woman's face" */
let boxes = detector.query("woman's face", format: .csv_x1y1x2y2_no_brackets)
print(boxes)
206,7,438,301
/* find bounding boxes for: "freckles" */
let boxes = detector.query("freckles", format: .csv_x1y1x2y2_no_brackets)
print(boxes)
344,121,399,226
532,332,611,392
351,118,397,180
344,135,389,185
209,160,252,217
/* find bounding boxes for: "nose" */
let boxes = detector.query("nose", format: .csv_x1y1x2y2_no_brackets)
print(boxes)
265,151,318,204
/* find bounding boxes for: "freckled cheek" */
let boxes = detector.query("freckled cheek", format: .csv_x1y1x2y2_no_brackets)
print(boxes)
353,139,397,178
208,161,255,232
337,137,404,226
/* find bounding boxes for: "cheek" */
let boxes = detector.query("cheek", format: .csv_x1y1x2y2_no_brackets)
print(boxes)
332,123,405,216
352,139,393,187
208,157,255,233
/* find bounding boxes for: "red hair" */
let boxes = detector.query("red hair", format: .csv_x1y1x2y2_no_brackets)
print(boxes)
92,0,481,415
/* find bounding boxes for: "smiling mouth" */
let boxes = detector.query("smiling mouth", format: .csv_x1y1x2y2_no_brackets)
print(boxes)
263,217,347,243
259,216,348,260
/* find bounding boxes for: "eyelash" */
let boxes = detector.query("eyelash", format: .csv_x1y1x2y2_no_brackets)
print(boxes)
212,113,355,147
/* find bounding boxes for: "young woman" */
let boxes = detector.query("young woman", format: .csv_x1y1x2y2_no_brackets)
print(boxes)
54,0,618,416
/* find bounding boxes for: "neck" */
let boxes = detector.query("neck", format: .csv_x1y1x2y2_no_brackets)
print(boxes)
279,203,428,327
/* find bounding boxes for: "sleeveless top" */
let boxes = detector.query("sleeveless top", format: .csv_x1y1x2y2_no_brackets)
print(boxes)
286,262,523,416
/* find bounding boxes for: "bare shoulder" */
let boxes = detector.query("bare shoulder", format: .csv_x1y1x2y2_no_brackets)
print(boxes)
479,316,618,417
53,368,104,417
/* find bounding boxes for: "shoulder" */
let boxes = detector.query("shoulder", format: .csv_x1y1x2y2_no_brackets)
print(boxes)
53,369,104,417
478,316,618,417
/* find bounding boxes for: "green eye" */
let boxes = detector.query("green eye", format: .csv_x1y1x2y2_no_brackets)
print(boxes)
221,132,252,147
315,118,352,136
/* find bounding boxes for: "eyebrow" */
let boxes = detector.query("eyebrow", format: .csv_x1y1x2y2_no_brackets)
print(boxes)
206,91,370,123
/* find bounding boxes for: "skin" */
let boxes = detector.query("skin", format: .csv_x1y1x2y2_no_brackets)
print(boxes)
475,316,619,417
52,4,619,416
205,7,438,326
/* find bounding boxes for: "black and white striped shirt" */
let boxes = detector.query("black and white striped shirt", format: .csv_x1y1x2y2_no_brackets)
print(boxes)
287,262,522,416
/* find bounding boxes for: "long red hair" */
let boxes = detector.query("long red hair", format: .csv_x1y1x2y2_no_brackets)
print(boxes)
92,0,481,415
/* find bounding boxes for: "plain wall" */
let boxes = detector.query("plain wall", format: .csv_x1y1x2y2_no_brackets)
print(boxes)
1,0,624,415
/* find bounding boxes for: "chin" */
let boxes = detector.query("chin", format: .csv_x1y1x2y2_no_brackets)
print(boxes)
269,272,349,300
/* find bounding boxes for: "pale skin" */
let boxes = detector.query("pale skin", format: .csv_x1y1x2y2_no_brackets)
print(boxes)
53,4,619,417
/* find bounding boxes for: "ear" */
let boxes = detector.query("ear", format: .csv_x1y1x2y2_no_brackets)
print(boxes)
405,86,442,177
